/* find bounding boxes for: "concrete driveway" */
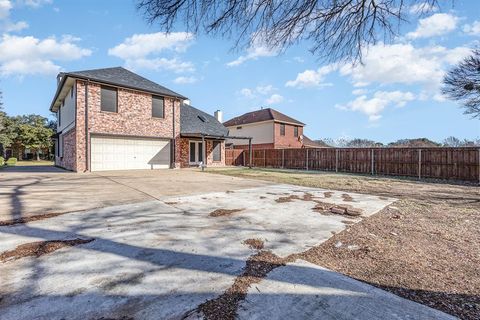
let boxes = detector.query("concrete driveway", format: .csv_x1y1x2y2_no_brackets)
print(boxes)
0,166,270,222
0,169,454,320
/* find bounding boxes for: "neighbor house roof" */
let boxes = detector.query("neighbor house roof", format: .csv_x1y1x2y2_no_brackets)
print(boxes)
50,67,186,111
303,136,331,148
223,108,305,127
180,104,229,138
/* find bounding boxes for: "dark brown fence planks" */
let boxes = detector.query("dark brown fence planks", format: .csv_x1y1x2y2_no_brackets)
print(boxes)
226,147,480,183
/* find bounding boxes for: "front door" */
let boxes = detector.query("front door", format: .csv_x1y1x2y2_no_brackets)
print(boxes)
189,141,204,165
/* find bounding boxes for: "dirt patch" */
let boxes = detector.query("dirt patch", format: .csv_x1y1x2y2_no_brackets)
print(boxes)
209,169,480,319
0,212,68,226
342,194,355,202
226,190,235,194
0,238,94,263
209,209,244,217
324,191,334,198
275,192,315,203
243,238,264,250
198,250,289,320
164,201,178,205
259,196,267,199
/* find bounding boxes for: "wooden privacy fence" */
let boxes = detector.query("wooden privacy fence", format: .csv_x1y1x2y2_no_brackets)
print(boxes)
225,147,480,183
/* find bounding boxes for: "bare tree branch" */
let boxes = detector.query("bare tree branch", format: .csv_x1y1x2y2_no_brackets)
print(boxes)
137,0,440,63
442,48,480,119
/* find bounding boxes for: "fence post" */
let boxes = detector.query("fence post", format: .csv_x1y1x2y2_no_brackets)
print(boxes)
306,148,309,170
282,149,285,169
371,149,374,175
418,149,422,179
335,149,339,173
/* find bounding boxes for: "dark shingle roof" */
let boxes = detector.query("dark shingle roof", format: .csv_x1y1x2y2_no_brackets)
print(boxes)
223,108,305,127
64,67,187,99
181,104,229,137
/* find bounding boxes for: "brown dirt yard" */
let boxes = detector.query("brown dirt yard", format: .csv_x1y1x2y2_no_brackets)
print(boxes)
207,167,480,320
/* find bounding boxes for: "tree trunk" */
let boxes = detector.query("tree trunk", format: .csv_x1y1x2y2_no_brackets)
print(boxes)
36,150,40,161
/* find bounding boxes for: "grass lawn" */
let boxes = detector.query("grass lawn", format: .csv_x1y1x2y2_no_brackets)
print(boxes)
207,167,480,319
13,160,54,166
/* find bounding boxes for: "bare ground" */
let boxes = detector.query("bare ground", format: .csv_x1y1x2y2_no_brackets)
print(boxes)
0,238,94,263
208,168,480,320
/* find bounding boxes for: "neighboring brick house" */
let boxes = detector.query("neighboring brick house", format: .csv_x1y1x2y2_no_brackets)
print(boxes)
224,108,323,149
50,67,227,172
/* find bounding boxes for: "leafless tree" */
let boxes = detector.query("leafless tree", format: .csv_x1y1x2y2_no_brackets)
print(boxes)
442,49,480,119
137,0,440,62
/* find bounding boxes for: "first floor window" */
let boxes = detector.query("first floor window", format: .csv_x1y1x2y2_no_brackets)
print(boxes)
213,141,221,161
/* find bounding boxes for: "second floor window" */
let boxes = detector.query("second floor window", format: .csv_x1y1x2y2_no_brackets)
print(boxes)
294,126,298,137
280,123,285,136
101,86,118,112
152,96,165,118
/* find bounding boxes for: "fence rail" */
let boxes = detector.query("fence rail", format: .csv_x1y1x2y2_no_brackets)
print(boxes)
225,147,480,183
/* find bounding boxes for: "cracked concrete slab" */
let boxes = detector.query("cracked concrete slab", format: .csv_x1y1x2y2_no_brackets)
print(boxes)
0,184,433,320
237,259,455,320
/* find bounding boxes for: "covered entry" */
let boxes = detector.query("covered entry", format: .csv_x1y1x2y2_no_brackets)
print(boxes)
91,135,171,171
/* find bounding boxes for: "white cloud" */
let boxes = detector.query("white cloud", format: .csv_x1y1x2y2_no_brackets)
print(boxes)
406,13,458,39
352,89,367,95
256,84,274,95
340,43,469,90
109,32,194,73
463,21,480,36
337,91,415,121
4,20,28,32
239,88,255,99
285,64,336,88
109,32,193,59
0,0,12,20
239,85,277,99
173,76,197,84
17,0,52,8
226,37,278,67
409,2,438,14
265,94,284,105
0,34,91,76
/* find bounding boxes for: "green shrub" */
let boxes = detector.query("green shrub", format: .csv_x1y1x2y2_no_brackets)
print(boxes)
6,157,17,166
0,156,4,166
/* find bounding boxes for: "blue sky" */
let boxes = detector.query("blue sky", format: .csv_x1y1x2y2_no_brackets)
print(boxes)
0,0,479,143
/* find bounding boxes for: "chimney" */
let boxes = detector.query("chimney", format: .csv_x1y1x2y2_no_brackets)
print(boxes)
214,110,223,123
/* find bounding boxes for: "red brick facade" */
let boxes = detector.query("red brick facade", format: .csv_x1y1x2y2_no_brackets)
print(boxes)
273,122,303,148
56,127,76,170
57,80,224,172
178,137,225,168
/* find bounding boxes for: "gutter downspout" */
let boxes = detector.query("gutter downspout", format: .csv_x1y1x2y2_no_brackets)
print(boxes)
171,99,176,168
85,80,89,172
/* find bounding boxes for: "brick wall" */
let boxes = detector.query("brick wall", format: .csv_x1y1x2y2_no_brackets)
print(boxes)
178,137,225,168
274,122,303,148
75,80,181,171
55,127,76,171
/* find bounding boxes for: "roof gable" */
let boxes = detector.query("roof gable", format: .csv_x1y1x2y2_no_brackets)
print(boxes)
223,108,305,127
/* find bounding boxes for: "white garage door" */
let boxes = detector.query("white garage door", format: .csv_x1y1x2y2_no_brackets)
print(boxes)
91,136,170,171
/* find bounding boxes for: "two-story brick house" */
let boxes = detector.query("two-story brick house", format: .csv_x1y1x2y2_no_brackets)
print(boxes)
224,108,322,149
50,67,227,172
